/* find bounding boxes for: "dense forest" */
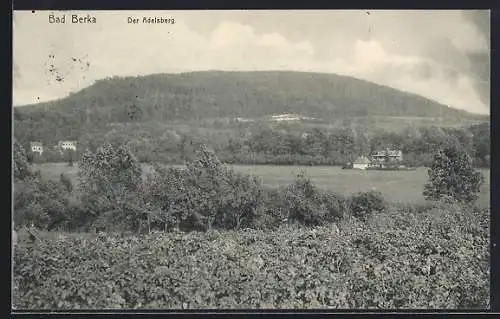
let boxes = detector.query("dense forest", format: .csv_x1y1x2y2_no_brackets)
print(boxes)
13,71,489,167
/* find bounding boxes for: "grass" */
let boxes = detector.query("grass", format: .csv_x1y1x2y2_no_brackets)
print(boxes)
33,162,491,208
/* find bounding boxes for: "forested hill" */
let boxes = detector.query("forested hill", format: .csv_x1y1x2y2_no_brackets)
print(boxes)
14,71,488,145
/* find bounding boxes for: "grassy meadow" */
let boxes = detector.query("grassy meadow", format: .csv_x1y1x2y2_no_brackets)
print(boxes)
33,162,491,208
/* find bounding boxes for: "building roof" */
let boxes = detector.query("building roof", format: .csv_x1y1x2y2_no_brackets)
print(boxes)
353,156,371,164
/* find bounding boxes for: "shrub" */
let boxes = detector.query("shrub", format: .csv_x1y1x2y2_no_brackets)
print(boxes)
349,191,386,222
14,205,489,309
59,173,73,193
77,143,144,232
143,145,265,232
13,141,36,183
216,169,264,230
423,145,484,203
319,192,347,223
283,171,326,226
14,178,73,230
14,182,48,228
78,143,142,197
62,197,90,231
253,188,287,230
346,204,489,309
65,149,76,167
141,165,185,232
13,142,77,230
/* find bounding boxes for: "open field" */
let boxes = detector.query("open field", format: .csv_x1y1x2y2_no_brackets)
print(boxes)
33,163,490,207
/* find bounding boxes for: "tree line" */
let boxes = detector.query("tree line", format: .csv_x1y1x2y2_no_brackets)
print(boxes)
26,121,490,169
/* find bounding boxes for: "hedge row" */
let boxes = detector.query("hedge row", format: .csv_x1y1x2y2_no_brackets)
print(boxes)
13,203,489,309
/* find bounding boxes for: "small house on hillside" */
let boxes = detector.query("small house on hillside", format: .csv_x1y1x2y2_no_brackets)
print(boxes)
271,114,301,122
234,117,254,123
30,142,44,155
57,140,77,152
353,155,371,170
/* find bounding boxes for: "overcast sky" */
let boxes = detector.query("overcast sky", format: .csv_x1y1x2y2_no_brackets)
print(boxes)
13,10,490,114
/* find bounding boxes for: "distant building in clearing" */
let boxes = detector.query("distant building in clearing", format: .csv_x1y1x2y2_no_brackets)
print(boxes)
370,149,403,166
353,155,371,170
271,114,300,122
270,114,316,122
234,117,254,123
30,142,44,155
57,140,77,152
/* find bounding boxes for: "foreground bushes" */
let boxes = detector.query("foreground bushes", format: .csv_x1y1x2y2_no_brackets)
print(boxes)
143,145,265,232
13,203,489,309
14,143,394,232
13,142,487,235
13,142,76,231
283,171,346,226
349,191,386,222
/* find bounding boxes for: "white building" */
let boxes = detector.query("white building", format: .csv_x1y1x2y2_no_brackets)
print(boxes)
353,155,371,170
234,117,254,123
270,114,316,122
57,140,77,152
371,149,403,164
30,142,44,155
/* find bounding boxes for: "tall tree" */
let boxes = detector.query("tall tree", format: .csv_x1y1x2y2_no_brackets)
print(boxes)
423,145,484,203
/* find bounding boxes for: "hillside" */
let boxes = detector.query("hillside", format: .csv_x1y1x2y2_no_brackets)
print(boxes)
13,71,488,143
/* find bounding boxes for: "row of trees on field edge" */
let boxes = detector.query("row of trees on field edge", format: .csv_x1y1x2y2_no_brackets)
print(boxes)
21,122,490,168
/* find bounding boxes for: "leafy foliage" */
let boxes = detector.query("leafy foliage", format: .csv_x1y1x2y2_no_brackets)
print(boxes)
423,145,484,203
349,191,386,222
469,122,490,167
143,145,265,231
77,143,144,231
13,203,489,310
281,172,349,226
13,141,75,230
13,141,488,234
13,141,489,309
14,177,75,230
320,192,348,223
65,149,76,167
283,171,327,226
13,141,36,183
59,173,73,193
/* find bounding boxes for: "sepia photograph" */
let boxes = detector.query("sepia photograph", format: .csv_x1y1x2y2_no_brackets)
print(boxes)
12,10,490,310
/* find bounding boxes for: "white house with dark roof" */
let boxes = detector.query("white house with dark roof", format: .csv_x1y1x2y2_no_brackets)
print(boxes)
30,142,44,155
57,140,77,152
352,155,371,170
371,149,403,164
